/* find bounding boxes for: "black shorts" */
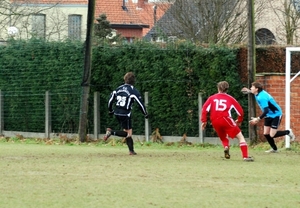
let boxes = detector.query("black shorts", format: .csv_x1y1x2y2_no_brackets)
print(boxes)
264,116,282,129
116,115,132,130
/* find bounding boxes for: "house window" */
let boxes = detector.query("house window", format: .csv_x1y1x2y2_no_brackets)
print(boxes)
68,15,82,40
32,14,46,39
255,28,276,45
293,0,300,12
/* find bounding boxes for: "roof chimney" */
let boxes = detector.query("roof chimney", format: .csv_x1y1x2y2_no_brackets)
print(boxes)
122,0,128,11
153,5,157,24
137,0,148,8
137,0,144,8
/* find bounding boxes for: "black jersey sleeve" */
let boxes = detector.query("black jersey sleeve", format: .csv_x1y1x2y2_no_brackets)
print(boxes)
132,90,148,115
259,107,269,119
108,91,116,112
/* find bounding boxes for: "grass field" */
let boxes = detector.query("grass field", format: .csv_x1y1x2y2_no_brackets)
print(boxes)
0,139,299,208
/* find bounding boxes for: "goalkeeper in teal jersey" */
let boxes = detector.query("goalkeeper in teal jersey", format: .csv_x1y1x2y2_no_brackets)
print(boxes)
242,82,295,153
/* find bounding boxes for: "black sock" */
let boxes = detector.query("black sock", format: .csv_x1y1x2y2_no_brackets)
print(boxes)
264,134,277,150
274,130,289,138
112,130,128,137
126,137,134,152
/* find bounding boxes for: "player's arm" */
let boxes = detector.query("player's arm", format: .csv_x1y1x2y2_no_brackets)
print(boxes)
249,107,268,125
231,98,244,123
108,91,116,113
249,96,268,125
132,92,148,118
241,87,251,94
200,98,211,130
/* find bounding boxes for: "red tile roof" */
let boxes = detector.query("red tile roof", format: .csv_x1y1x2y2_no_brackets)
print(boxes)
95,0,170,37
96,0,143,25
11,0,87,5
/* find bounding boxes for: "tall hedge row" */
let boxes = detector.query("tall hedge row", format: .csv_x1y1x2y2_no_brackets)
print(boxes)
0,39,248,137
0,39,84,133
91,41,248,137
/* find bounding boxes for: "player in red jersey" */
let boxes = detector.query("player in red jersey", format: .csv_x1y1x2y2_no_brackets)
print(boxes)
201,81,253,161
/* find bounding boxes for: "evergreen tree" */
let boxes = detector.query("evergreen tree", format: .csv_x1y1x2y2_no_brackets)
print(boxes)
94,14,120,44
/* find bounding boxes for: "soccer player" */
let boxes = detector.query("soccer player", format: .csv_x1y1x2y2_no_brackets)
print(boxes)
241,82,295,153
103,72,148,155
201,81,254,161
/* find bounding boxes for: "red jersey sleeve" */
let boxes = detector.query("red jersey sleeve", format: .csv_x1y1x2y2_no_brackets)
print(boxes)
201,97,212,123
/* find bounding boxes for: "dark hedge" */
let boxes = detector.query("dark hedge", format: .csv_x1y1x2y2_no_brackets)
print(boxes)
0,39,248,137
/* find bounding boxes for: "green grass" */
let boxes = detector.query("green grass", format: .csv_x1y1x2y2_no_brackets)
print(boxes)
0,139,299,208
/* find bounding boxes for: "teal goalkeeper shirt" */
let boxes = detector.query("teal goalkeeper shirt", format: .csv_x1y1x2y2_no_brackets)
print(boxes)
255,90,282,118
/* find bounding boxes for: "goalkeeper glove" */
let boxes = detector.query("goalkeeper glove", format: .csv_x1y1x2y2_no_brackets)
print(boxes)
249,117,260,124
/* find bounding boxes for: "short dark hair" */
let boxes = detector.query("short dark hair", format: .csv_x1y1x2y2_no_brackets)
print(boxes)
124,72,135,85
217,81,229,93
251,82,263,92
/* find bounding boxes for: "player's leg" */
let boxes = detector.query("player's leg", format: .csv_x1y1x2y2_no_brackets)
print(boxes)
103,115,129,141
224,117,253,161
212,119,230,159
125,136,136,155
121,117,137,155
263,118,278,152
213,119,230,148
235,132,253,161
103,128,127,141
272,116,295,141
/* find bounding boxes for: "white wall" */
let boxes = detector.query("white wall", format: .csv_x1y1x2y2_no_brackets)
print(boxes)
0,2,87,41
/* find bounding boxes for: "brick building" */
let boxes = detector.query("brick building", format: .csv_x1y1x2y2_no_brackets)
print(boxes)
253,74,300,143
95,0,169,42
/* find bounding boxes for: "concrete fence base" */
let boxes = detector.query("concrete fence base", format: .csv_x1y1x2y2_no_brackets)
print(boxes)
2,130,245,145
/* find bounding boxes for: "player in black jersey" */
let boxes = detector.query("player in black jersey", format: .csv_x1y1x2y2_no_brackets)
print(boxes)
103,72,148,155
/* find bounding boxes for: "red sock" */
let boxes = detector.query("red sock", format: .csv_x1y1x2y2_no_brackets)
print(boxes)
240,142,248,158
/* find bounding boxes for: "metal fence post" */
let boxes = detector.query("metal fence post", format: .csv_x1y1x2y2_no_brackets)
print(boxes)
0,90,3,135
45,91,51,138
198,92,204,143
94,91,100,140
144,92,149,142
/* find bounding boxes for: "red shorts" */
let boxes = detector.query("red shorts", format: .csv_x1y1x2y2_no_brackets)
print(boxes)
211,117,241,139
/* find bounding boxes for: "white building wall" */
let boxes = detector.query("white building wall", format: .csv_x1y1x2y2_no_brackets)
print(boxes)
255,0,300,45
0,2,87,42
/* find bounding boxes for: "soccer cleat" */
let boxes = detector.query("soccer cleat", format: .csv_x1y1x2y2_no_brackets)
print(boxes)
243,157,254,162
265,149,278,153
129,151,137,155
103,128,112,141
224,147,230,159
288,129,295,141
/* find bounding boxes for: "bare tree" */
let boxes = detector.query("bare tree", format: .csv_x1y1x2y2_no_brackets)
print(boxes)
265,0,300,44
151,0,265,44
46,8,69,41
0,0,70,41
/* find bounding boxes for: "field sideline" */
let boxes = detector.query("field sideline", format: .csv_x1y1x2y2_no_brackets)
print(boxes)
0,141,299,208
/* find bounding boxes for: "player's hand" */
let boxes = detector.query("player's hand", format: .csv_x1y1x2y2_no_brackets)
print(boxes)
241,87,251,94
201,122,207,130
235,119,242,127
108,111,114,116
249,117,260,125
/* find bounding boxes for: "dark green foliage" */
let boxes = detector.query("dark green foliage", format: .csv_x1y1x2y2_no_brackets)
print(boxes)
0,39,247,137
0,38,83,133
91,42,247,137
94,14,121,44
